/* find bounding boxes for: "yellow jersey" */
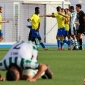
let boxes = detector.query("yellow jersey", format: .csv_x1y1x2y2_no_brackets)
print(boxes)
30,14,40,30
0,14,2,30
65,14,70,31
54,13,65,28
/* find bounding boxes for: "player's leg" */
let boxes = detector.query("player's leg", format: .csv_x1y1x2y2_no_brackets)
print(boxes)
62,31,69,50
28,28,32,41
71,27,79,50
37,31,48,50
59,28,65,50
57,29,61,50
77,26,84,50
31,29,37,44
0,30,4,42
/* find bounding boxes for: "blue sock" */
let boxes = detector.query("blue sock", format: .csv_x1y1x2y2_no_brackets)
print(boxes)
57,39,61,48
64,39,69,45
61,40,64,49
68,39,71,47
40,42,45,48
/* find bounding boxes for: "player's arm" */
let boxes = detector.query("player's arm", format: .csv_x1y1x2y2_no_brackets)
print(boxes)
27,64,48,82
44,13,55,17
58,13,70,18
0,20,9,23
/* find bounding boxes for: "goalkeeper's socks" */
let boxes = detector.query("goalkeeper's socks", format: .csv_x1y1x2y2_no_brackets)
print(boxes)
57,39,61,48
40,42,45,48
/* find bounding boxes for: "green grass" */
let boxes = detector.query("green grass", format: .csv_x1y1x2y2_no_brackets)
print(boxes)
0,48,85,85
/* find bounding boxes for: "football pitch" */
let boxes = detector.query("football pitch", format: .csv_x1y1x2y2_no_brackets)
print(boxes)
0,48,85,85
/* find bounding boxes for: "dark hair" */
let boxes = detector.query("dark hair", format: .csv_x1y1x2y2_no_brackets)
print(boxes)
76,4,82,9
35,7,39,11
61,8,64,10
6,69,17,81
6,63,22,81
0,6,2,10
69,6,74,10
56,6,61,12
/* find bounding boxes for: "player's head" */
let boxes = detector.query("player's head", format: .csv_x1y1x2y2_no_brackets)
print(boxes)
65,8,69,14
6,64,22,81
0,6,2,13
69,6,74,12
56,6,61,12
61,8,65,13
35,7,40,14
76,4,82,12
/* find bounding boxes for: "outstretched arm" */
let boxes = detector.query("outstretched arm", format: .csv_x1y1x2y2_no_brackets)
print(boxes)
27,64,48,82
0,20,9,23
58,13,70,18
44,13,55,17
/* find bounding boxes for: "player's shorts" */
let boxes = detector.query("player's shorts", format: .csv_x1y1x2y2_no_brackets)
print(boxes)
31,29,41,38
64,31,69,36
57,27,65,36
22,69,45,78
77,25,84,33
0,30,3,36
69,27,76,35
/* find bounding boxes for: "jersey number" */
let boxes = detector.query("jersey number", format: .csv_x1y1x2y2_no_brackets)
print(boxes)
13,42,23,49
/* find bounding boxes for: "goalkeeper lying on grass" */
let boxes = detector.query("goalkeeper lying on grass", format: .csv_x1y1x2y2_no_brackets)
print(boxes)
0,41,53,82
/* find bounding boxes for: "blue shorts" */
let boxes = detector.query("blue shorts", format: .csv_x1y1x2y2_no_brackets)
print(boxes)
31,29,41,38
64,31,69,36
0,30,3,36
57,28,65,36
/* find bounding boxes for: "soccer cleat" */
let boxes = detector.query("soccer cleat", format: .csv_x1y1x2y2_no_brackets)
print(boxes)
57,48,61,50
72,46,79,50
44,48,48,50
61,48,64,50
79,47,84,50
68,47,71,50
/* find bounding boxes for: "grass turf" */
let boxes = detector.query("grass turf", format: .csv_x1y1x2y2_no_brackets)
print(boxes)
0,48,85,85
